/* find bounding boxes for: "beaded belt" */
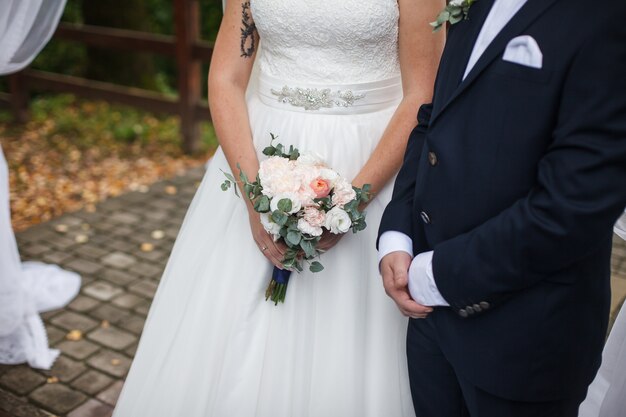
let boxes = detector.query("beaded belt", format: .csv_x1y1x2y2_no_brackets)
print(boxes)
257,73,403,115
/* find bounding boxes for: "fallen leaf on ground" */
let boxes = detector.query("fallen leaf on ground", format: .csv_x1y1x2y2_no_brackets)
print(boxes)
65,330,83,341
1,95,214,231
54,224,68,233
150,230,165,240
75,234,89,243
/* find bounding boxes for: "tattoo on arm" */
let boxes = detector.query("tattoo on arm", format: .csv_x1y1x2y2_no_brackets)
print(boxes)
240,2,257,58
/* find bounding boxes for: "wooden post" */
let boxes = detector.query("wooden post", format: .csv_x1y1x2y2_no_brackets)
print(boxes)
174,0,202,153
8,72,29,123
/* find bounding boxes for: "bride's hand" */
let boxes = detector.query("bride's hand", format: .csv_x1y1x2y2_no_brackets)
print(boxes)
316,230,344,253
249,212,287,268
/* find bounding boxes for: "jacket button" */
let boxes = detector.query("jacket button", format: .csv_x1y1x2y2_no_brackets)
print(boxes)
428,151,438,166
458,309,468,318
420,211,431,224
479,301,490,310
466,306,475,315
473,304,482,312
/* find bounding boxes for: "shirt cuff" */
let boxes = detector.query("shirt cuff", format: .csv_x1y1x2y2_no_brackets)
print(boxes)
378,231,413,264
408,251,450,307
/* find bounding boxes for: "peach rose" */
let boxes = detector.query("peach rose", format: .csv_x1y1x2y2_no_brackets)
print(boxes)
310,178,331,199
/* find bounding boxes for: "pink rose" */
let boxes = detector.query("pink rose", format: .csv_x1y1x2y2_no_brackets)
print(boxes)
310,178,331,198
331,179,357,207
303,207,326,228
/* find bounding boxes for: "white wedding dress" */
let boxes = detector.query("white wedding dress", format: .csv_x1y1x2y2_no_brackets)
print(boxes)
113,1,414,416
578,214,626,417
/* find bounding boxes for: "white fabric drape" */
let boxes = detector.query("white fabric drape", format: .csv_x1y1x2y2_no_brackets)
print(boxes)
0,0,80,370
0,148,80,369
0,0,67,75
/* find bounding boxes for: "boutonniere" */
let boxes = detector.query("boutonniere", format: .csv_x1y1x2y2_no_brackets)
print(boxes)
430,0,477,32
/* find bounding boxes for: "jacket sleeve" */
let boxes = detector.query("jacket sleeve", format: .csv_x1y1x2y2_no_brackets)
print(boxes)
432,24,626,310
377,103,432,246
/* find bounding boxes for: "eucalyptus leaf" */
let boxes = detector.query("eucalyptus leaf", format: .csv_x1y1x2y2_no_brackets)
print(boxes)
450,14,463,24
300,239,316,258
450,8,463,17
254,195,270,212
286,231,302,246
309,261,324,273
272,211,289,226
343,200,357,212
277,198,292,213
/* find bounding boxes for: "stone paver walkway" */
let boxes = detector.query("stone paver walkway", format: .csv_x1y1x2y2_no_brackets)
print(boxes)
0,165,625,417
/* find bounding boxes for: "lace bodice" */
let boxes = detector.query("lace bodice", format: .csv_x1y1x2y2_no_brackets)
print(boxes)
251,0,400,84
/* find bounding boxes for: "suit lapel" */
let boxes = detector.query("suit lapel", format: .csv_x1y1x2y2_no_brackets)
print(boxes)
430,0,560,126
432,0,495,117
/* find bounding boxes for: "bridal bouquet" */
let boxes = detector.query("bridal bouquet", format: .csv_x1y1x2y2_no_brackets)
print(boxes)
221,135,371,304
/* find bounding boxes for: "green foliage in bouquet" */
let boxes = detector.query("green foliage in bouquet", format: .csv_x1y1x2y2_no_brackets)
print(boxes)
221,136,371,304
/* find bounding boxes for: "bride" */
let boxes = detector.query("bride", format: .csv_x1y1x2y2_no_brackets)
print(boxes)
113,0,444,415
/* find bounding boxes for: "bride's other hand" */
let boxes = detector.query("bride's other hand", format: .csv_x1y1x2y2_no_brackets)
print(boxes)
249,212,287,268
317,231,343,252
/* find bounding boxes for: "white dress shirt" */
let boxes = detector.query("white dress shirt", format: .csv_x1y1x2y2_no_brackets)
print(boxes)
378,0,528,306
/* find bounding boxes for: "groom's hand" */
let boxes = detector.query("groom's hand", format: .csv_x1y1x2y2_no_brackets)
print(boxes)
381,252,433,318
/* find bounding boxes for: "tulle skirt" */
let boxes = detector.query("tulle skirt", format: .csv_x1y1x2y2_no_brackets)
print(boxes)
113,75,415,417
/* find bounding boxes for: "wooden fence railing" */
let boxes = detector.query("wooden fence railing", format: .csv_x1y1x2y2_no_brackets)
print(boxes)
2,0,214,153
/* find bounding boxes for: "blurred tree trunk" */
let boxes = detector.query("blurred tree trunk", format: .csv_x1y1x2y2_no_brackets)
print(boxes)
81,0,157,89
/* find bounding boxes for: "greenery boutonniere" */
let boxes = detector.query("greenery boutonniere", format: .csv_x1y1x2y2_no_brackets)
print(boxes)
430,0,477,32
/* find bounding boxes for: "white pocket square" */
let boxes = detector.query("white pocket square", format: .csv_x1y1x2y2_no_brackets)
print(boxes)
502,35,543,69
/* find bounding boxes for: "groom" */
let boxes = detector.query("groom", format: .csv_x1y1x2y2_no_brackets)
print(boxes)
378,0,626,416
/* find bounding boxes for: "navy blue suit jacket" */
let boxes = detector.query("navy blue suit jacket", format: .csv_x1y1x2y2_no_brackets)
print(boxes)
379,0,626,402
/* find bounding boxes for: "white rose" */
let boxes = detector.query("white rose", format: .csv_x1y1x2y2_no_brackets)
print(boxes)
297,218,323,237
270,192,302,214
449,0,464,6
298,151,326,167
318,168,339,186
259,212,281,241
324,207,352,234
